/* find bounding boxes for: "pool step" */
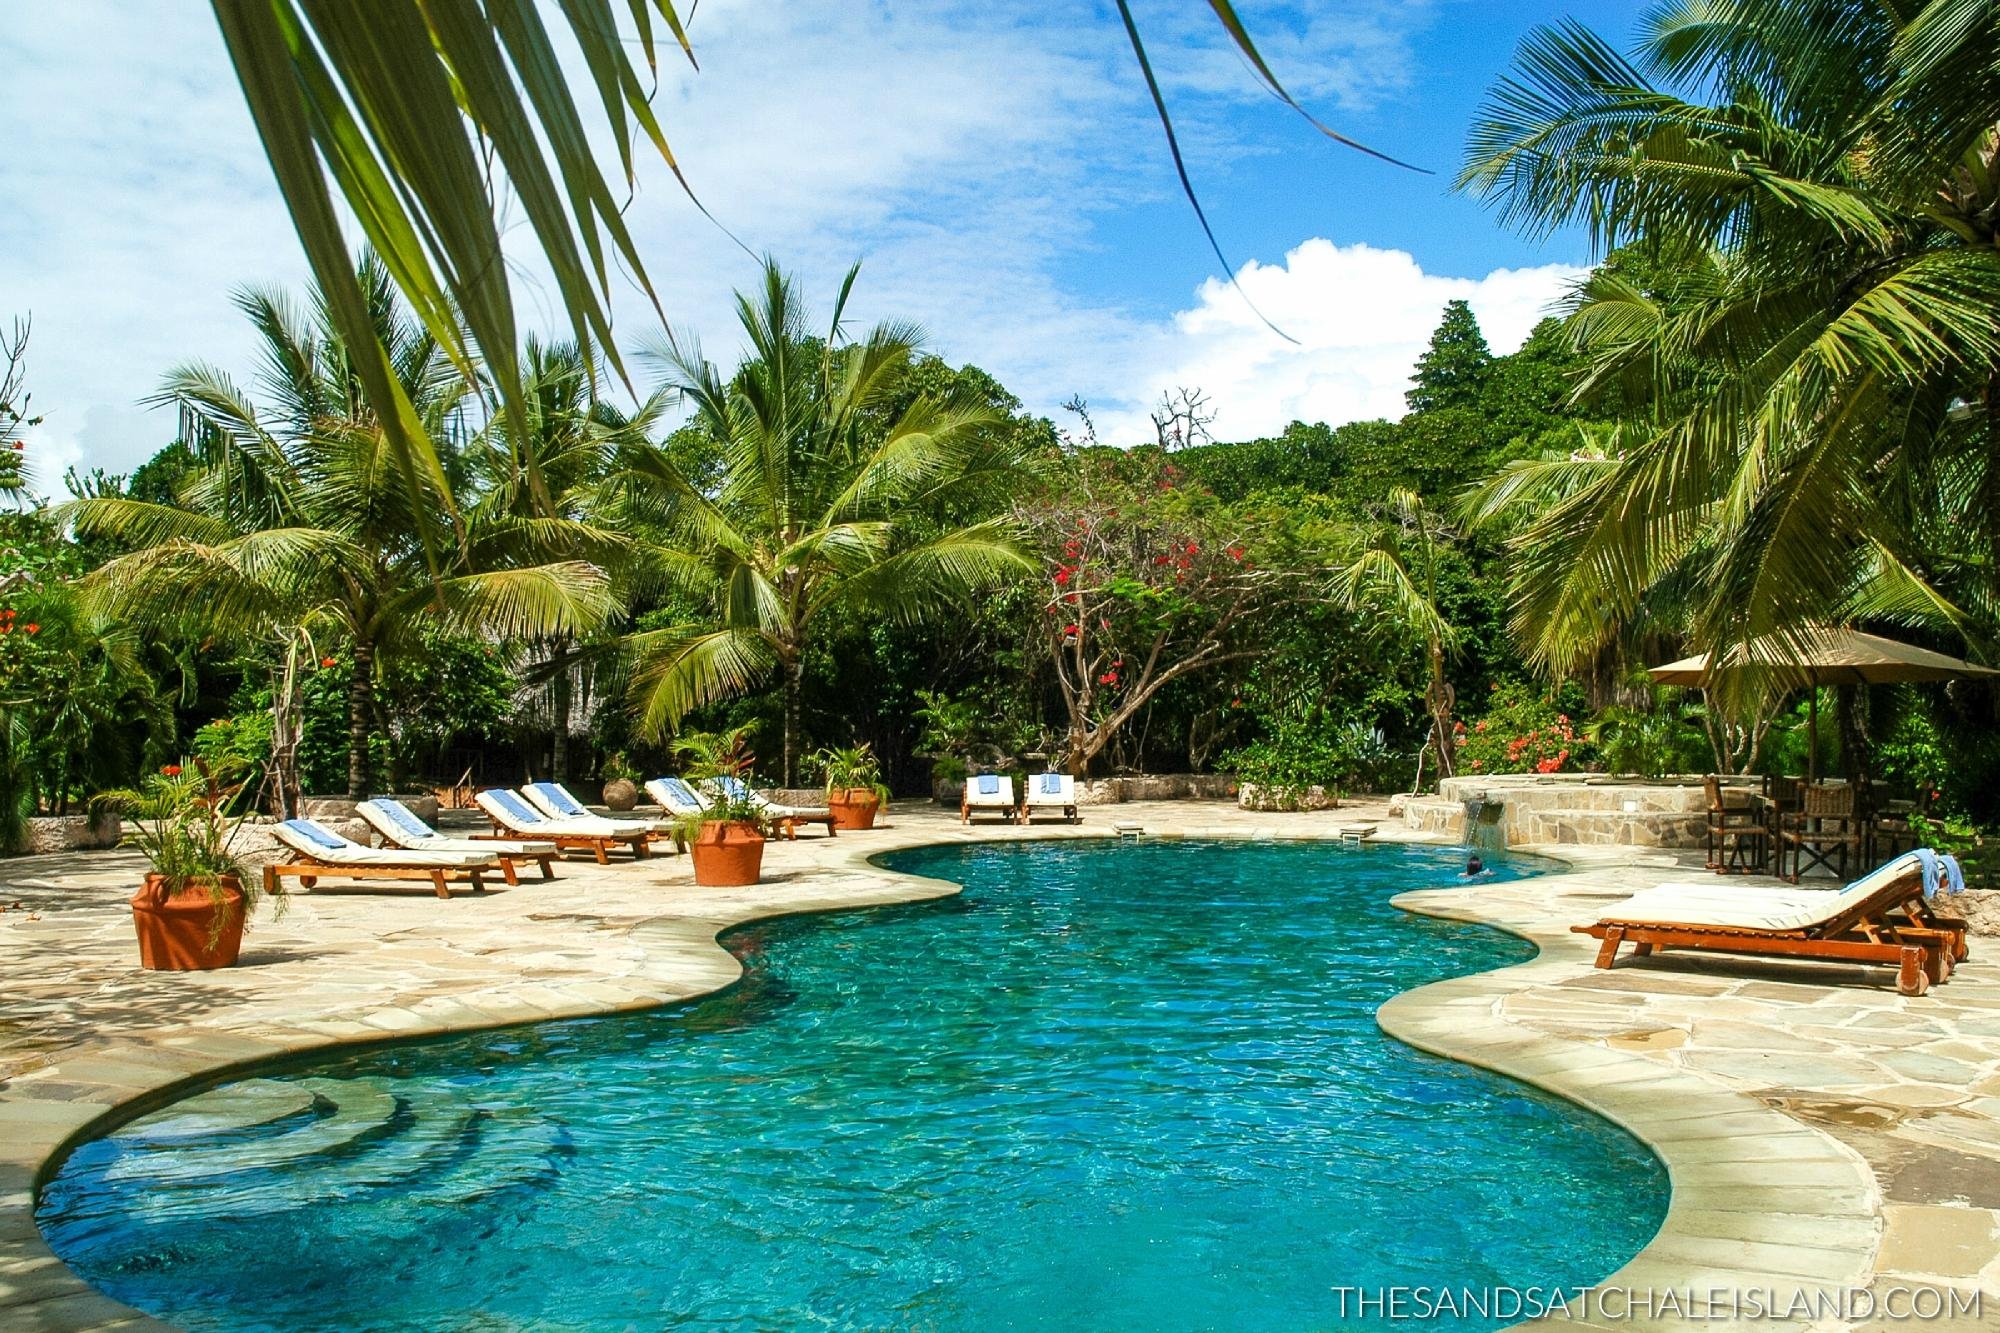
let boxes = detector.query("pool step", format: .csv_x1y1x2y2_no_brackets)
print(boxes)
103,1075,566,1220
105,1078,396,1184
119,1078,324,1144
397,1117,568,1208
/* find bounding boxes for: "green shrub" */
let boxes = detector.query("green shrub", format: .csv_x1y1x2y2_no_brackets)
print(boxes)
1455,681,1592,775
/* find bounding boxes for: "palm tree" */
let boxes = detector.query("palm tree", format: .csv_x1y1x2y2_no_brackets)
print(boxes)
615,261,1031,785
67,258,614,803
206,3,1398,536
1456,0,2000,676
469,338,667,780
1332,489,1460,785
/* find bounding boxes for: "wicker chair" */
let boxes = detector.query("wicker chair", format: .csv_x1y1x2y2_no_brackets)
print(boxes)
1705,774,1770,874
1780,782,1864,882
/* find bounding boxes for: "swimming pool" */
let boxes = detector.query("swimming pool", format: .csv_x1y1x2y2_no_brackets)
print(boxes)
38,839,1667,1330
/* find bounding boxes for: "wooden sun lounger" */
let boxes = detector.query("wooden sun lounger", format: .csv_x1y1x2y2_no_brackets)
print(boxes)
356,799,559,886
474,790,652,864
1573,858,1965,996
263,859,493,900
265,819,499,900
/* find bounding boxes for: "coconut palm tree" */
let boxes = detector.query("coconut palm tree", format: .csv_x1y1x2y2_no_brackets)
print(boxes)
1332,489,1461,784
469,338,668,780
614,261,1032,785
67,258,614,803
1456,0,2000,675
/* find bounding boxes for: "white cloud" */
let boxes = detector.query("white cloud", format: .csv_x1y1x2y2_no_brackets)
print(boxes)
0,2,1560,483
1086,238,1586,445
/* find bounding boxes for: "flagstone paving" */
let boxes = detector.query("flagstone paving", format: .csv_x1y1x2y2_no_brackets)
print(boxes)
2,800,1997,1330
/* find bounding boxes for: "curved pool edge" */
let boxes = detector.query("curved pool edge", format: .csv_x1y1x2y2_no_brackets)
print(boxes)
4,811,1879,1330
1384,861,1883,1330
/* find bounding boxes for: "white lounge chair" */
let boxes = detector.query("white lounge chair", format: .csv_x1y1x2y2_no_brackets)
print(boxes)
1022,772,1079,824
474,788,652,864
961,774,1016,824
522,780,678,840
266,817,500,899
356,799,560,885
706,775,836,838
645,776,711,820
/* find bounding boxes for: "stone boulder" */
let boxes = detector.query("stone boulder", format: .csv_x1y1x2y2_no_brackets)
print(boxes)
23,814,123,854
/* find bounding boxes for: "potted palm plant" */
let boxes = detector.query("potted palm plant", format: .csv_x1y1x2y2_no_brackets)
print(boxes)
814,743,891,830
96,758,260,971
675,729,766,887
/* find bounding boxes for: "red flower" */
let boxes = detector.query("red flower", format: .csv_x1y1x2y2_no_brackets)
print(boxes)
1061,624,1079,637
1474,720,1488,733
9,442,21,452
320,656,338,668
1230,697,1242,708
1227,546,1245,561
1186,542,1199,554
1098,672,1118,685
1064,593,1079,604
1053,569,1071,586
22,623,36,634
161,765,182,777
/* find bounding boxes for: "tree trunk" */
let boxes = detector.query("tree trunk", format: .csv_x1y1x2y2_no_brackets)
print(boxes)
269,647,304,818
782,655,804,787
372,691,403,795
549,636,572,782
345,638,374,799
1427,644,1456,780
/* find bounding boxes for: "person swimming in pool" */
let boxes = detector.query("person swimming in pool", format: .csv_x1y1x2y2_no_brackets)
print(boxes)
1463,854,1485,877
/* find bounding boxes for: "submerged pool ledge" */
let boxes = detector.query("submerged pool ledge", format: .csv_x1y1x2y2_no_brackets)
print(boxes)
0,802,1954,1329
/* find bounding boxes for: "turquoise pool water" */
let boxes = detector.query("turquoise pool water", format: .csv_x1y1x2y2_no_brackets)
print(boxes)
39,839,1666,1330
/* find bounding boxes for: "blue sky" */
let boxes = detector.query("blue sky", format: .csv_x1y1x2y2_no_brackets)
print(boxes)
0,1,1650,484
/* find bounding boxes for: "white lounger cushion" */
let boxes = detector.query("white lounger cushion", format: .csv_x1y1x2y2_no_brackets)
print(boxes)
1596,853,1922,932
708,776,830,819
1023,773,1075,806
273,819,495,869
521,782,672,835
476,789,639,838
964,775,1015,806
645,777,709,817
356,800,557,858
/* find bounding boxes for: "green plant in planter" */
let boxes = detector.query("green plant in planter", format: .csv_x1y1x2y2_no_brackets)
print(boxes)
669,727,764,841
813,743,891,804
93,758,264,945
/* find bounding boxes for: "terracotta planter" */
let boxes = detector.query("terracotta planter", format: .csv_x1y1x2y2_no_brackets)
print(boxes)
130,874,246,971
602,778,639,812
690,820,765,886
827,788,882,830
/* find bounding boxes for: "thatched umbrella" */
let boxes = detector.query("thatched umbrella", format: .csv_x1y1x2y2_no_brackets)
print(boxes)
1649,627,2000,780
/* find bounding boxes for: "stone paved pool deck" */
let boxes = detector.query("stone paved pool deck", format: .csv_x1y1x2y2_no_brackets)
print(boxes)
2,800,1997,1331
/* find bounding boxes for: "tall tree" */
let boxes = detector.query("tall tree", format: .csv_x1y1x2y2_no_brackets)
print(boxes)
617,261,1031,785
1457,1,2000,677
67,257,614,802
1406,300,1493,414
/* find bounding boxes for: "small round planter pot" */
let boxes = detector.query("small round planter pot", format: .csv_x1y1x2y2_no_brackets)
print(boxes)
602,778,639,812
827,788,882,831
130,873,246,971
690,820,765,886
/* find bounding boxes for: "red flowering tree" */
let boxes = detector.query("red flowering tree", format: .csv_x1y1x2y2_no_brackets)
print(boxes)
1016,455,1313,774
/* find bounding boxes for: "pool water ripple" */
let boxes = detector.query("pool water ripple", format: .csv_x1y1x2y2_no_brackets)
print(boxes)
38,839,1667,1330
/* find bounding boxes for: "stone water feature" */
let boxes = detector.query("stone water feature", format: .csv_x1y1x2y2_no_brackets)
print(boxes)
1399,773,1718,849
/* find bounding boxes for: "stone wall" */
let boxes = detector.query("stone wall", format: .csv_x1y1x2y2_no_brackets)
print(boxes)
22,814,122,854
1399,774,1731,850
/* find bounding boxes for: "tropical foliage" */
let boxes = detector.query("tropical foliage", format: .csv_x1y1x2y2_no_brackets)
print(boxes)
615,261,1031,784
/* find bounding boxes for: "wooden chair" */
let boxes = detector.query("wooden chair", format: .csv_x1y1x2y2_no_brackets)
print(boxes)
1574,854,1967,996
1704,775,1769,874
1781,782,1864,882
